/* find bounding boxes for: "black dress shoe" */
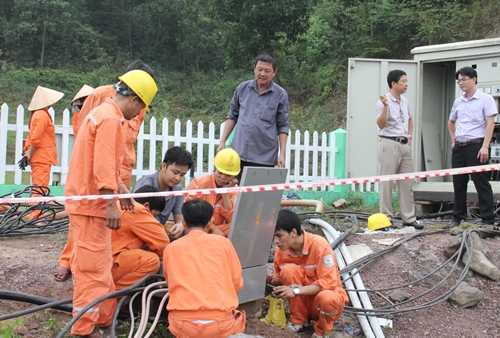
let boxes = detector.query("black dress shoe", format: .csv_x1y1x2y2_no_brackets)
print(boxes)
403,221,424,230
443,219,461,229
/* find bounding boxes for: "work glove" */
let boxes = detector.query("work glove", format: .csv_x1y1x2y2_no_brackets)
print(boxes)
18,156,29,171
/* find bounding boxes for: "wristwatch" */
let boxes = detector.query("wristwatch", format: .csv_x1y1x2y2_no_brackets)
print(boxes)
293,288,300,296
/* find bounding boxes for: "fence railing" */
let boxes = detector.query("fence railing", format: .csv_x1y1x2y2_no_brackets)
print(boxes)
0,103,346,191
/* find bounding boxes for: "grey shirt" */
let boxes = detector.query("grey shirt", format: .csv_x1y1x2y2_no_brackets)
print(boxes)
132,171,183,225
227,80,289,165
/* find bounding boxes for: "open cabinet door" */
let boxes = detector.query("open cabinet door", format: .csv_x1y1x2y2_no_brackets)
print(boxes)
346,58,419,179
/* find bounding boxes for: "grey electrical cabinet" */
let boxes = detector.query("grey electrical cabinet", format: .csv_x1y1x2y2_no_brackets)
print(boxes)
346,38,500,201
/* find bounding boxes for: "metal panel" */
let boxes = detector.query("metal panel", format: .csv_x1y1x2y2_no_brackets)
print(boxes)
346,59,419,179
412,38,500,62
238,265,267,304
228,167,288,269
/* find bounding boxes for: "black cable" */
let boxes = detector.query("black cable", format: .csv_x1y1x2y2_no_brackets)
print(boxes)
0,293,72,321
57,274,164,338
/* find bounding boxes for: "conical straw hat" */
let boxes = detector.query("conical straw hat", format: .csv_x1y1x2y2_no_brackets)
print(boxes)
72,84,94,103
28,86,64,111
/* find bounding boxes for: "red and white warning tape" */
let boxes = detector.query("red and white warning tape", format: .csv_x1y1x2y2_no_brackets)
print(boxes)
1,163,500,204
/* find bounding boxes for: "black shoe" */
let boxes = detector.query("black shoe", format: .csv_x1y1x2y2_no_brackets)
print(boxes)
403,221,424,230
443,219,461,229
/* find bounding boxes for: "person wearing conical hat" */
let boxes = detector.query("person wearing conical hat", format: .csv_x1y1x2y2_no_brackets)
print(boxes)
64,69,157,338
71,85,93,138
23,86,64,219
53,61,154,284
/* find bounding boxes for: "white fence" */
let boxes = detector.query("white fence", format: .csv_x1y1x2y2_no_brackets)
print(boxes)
0,103,341,190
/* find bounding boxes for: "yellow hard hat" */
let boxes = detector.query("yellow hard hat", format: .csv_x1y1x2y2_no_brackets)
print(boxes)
367,213,392,231
213,148,241,176
118,70,158,111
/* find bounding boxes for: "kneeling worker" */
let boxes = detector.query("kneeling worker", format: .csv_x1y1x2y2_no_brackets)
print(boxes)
267,209,348,338
184,148,240,237
111,185,170,290
163,199,245,338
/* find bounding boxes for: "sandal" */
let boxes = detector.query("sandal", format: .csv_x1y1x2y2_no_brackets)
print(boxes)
82,326,110,338
54,266,71,282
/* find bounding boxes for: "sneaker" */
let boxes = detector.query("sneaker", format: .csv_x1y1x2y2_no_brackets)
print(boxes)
312,332,332,338
403,220,424,230
286,322,304,333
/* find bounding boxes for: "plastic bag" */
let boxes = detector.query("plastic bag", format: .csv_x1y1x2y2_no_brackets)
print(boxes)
260,295,286,329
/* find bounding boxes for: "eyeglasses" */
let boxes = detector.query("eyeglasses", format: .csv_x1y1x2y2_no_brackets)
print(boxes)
456,77,471,84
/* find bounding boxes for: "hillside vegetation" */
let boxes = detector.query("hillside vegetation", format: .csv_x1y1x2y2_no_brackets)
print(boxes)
0,0,499,133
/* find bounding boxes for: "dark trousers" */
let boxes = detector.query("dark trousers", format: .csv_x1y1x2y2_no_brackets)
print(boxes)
237,160,274,183
451,143,495,222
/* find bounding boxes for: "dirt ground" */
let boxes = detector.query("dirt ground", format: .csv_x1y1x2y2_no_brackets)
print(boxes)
1,216,500,338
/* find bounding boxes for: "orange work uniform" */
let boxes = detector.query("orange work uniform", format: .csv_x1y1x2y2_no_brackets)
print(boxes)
163,229,246,338
64,98,125,336
77,84,145,188
57,86,146,272
72,111,80,138
184,174,237,237
273,231,349,336
111,201,170,290
24,109,58,219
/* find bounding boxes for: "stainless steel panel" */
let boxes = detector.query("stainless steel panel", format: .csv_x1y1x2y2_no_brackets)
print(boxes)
228,167,288,269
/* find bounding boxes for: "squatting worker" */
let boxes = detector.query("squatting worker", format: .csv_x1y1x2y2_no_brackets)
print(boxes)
376,70,422,230
71,85,93,138
112,185,170,290
184,148,240,237
64,69,157,338
217,53,289,182
133,146,194,241
23,86,64,219
447,66,497,228
163,199,246,338
267,209,348,338
54,61,154,283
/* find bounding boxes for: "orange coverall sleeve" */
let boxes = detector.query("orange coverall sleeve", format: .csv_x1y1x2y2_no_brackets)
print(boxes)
93,118,123,191
129,206,170,256
77,85,115,128
72,112,80,138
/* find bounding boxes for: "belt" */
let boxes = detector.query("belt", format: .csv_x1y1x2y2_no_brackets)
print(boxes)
456,138,484,146
380,136,408,144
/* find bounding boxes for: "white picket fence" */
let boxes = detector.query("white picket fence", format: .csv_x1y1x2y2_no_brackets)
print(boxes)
0,103,348,191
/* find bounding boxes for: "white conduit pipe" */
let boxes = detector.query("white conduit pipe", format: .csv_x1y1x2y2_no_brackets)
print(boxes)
309,219,385,338
133,281,167,338
280,199,325,212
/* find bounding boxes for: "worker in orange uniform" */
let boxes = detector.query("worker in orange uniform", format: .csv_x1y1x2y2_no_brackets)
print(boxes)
163,199,245,338
183,148,240,237
64,69,157,338
54,61,154,283
71,85,94,138
111,185,170,290
22,86,64,219
77,60,153,188
267,209,349,338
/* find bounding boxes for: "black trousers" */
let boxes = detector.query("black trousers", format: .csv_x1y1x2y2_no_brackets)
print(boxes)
451,143,494,222
237,160,274,183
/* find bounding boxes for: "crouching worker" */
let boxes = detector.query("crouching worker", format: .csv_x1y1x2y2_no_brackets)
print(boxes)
111,185,170,290
163,199,246,338
267,209,348,338
184,148,240,237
